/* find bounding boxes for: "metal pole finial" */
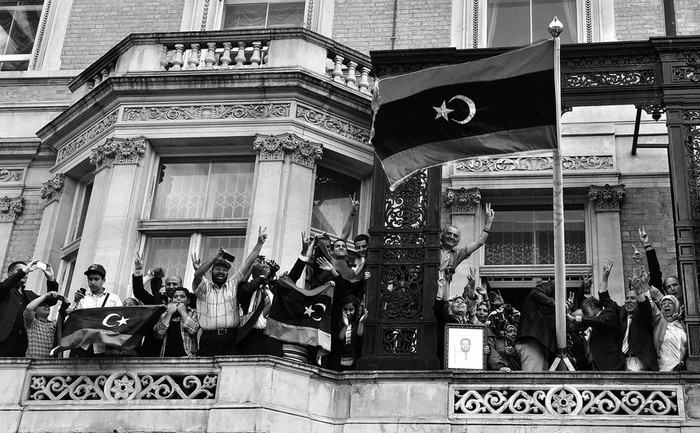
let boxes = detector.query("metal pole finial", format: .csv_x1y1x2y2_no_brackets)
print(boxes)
548,17,564,38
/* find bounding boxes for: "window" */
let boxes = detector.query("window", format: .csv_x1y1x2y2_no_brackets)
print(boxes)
71,182,93,242
222,0,305,30
484,205,586,265
142,158,255,281
486,0,577,47
0,0,43,71
311,166,360,239
59,179,93,295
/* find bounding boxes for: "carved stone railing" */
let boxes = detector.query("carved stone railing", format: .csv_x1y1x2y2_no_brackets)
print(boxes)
69,28,373,97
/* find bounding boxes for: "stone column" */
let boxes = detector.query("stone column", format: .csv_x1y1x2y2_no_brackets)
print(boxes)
25,174,76,293
251,133,322,270
588,184,626,302
0,196,25,269
443,187,481,298
73,137,151,299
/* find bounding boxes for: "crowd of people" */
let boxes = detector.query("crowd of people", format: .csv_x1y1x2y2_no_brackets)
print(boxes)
0,193,690,372
436,222,688,372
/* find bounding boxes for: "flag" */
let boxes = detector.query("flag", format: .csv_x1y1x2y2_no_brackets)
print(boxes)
52,305,166,354
370,39,557,190
265,275,334,351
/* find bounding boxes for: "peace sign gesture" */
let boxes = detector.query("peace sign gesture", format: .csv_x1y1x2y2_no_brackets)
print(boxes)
258,226,268,244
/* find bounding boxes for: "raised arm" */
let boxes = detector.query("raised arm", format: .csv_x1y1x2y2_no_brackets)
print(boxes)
0,261,38,301
340,194,359,241
192,249,226,290
454,203,495,267
639,226,663,291
237,226,268,279
132,253,157,305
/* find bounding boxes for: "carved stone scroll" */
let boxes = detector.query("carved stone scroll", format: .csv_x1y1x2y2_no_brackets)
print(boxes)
0,169,24,183
0,196,24,222
588,184,626,212
56,111,119,164
90,137,148,170
295,105,370,144
122,103,290,121
253,132,323,167
40,173,66,201
444,187,481,214
455,155,613,173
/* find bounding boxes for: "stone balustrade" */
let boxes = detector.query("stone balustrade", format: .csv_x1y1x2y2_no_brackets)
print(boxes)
2,356,700,432
69,28,373,99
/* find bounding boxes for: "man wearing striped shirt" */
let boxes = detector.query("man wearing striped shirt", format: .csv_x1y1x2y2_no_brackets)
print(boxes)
192,227,267,356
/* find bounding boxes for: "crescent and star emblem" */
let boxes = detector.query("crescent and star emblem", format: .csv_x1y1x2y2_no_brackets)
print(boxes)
303,303,327,322
433,95,477,125
102,313,130,328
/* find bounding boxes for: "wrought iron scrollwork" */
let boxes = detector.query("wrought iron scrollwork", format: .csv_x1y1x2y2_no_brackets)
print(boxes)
383,232,426,245
382,248,425,262
684,125,700,222
564,70,655,88
379,265,423,320
382,327,418,354
384,170,427,229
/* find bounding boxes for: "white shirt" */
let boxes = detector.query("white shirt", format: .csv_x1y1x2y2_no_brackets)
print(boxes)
659,320,687,371
76,291,122,310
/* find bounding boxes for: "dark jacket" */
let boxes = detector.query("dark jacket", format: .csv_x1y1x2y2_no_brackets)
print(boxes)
487,336,520,371
580,307,625,371
599,290,658,371
0,270,58,342
516,282,556,354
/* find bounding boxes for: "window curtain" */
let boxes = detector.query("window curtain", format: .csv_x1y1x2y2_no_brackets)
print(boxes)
267,2,305,27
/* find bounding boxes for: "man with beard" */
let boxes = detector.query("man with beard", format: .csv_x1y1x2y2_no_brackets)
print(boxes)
192,226,267,356
0,260,58,356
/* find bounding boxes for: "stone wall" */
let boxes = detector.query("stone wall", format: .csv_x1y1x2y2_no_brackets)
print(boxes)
2,189,44,275
619,186,677,285
676,0,700,35
60,0,185,70
332,0,452,54
613,0,666,40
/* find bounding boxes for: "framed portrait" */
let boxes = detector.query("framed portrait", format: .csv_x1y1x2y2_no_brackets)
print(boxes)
445,324,486,370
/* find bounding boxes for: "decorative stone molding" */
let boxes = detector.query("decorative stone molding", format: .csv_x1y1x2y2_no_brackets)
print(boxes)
452,384,681,417
588,184,626,212
455,155,613,173
28,372,218,401
90,137,148,170
56,110,119,164
295,105,370,144
122,103,290,122
253,133,323,167
40,173,66,202
0,169,23,182
443,187,481,214
0,196,24,222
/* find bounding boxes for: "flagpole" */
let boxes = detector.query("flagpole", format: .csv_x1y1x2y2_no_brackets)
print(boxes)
548,17,573,371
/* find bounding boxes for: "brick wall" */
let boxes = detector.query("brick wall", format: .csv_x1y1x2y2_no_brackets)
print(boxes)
332,0,452,54
3,189,43,274
0,84,70,105
60,0,185,70
676,0,700,35
613,0,666,41
619,186,677,285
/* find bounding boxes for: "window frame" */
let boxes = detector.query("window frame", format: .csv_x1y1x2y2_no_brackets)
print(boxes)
0,0,48,71
221,0,308,30
451,0,614,49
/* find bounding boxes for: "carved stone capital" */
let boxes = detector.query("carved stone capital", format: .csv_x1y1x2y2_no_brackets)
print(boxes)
589,184,626,212
253,133,323,167
0,196,24,222
444,187,481,214
40,173,66,202
90,137,148,169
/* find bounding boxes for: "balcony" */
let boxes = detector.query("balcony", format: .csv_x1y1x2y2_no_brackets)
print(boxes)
2,356,700,432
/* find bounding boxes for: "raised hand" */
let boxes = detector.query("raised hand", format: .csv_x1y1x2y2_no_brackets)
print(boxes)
484,203,495,223
566,291,574,313
258,226,268,244
639,226,650,246
632,245,641,264
602,258,614,278
359,308,368,323
24,260,39,274
342,312,350,327
301,231,309,254
43,263,55,281
134,252,144,272
349,193,360,213
316,257,335,272
364,271,371,280
191,252,201,271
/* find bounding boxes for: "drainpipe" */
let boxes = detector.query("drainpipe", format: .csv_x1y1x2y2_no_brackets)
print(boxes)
391,0,398,49
663,0,677,36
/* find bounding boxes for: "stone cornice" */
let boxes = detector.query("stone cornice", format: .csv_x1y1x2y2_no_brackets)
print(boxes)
444,187,481,214
253,133,323,167
55,110,119,164
0,196,24,222
589,184,626,212
90,137,148,170
295,104,370,144
40,173,66,202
